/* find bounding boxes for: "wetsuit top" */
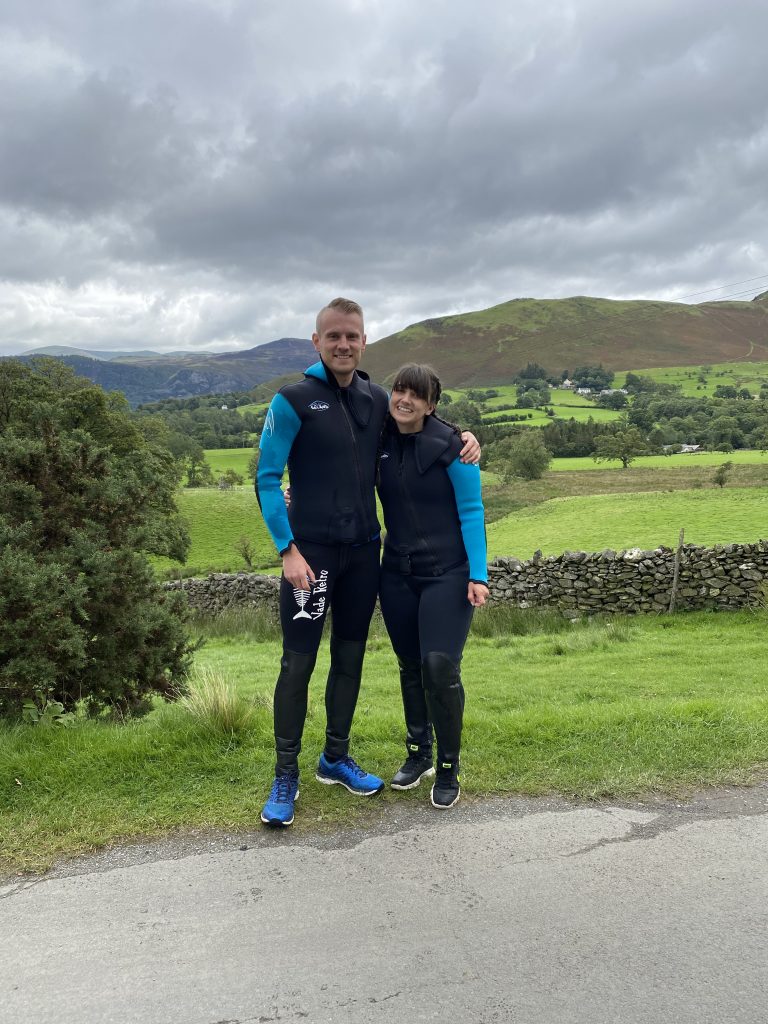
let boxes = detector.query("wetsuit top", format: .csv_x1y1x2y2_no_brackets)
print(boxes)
256,360,389,553
377,414,488,584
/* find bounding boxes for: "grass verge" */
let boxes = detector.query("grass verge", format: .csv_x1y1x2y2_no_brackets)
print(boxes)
2,607,768,875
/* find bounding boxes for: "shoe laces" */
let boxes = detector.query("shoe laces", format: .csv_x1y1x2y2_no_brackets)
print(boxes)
272,775,297,802
339,755,366,778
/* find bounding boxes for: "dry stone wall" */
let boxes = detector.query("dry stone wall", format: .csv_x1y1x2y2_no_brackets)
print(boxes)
164,541,768,617
164,572,280,614
488,541,768,615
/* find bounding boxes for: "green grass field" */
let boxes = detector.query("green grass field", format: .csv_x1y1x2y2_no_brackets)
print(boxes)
618,361,768,398
487,487,768,559
153,486,280,577
482,405,621,426
157,449,768,577
3,606,768,874
549,450,768,471
204,447,256,478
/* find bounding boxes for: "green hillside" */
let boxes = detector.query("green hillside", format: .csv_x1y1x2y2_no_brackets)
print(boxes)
153,486,279,577
486,488,768,560
621,360,768,398
362,295,768,387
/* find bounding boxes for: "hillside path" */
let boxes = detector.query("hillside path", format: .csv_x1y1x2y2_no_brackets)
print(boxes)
2,785,767,1024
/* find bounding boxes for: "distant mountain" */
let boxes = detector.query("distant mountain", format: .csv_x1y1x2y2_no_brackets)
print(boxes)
362,296,768,387
11,293,768,403
9,337,315,406
21,345,191,361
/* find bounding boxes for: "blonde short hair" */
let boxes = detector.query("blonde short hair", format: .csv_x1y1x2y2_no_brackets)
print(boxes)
316,297,364,333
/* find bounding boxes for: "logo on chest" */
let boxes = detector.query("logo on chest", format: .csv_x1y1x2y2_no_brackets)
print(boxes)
308,400,330,411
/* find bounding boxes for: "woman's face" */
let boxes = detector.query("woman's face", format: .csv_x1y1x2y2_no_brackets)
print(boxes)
389,385,435,433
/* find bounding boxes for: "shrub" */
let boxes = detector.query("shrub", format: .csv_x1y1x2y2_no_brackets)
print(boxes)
0,360,195,718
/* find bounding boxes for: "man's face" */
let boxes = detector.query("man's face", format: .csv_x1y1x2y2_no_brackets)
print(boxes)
312,309,366,386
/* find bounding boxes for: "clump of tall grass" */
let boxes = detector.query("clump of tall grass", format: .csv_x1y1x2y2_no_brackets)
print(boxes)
177,666,263,735
471,603,573,638
550,616,636,656
190,605,282,642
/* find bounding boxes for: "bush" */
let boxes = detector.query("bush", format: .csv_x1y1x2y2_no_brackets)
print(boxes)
487,432,553,481
0,359,195,718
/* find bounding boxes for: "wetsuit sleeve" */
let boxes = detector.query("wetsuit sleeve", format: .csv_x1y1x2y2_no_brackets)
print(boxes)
445,458,488,584
255,393,301,555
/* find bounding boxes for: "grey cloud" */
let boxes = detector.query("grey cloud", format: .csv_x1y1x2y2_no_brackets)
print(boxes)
1,0,768,354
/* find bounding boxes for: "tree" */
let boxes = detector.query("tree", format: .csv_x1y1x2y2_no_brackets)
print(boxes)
219,469,245,488
573,364,614,391
488,431,552,481
517,362,548,381
235,535,255,568
596,391,628,410
247,445,260,480
712,462,733,488
0,360,194,718
184,443,215,487
592,425,648,468
447,399,483,429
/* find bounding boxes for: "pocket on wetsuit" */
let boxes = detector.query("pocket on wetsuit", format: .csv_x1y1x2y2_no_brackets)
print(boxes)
334,505,359,544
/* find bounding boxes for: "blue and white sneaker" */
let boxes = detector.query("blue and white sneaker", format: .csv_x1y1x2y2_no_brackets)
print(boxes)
260,773,299,826
315,753,384,796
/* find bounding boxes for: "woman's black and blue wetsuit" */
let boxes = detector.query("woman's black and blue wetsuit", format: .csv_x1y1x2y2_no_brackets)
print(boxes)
377,413,487,774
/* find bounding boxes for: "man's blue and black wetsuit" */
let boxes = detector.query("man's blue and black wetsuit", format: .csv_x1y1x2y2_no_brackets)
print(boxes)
376,413,487,772
257,360,389,775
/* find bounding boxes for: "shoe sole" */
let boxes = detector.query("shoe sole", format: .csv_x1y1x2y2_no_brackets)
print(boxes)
391,767,436,791
315,773,384,796
260,789,298,826
260,813,294,826
430,786,461,809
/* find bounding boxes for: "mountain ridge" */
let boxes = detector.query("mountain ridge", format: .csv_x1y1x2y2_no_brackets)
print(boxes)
362,296,768,386
5,295,768,402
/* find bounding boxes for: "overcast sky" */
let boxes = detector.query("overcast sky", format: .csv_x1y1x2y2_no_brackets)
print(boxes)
2,0,768,355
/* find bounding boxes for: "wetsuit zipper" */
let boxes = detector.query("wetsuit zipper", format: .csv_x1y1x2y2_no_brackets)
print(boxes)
337,388,372,538
396,436,437,572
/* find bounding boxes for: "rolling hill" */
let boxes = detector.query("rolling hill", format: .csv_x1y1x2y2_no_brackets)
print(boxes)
8,337,315,406
8,293,768,403
362,294,768,387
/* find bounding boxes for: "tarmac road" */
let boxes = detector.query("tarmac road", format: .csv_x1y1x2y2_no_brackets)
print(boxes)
2,784,767,1024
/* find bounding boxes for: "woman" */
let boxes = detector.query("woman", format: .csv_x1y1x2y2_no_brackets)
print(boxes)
378,364,489,809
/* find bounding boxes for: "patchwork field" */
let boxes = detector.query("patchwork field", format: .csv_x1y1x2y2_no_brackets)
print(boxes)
623,360,768,398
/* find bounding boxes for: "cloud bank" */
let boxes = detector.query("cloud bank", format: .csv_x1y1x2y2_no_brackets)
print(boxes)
2,0,767,354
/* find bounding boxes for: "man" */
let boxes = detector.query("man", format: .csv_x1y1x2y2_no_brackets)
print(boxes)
256,297,478,826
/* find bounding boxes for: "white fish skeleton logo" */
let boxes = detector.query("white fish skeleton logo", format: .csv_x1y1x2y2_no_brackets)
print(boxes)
292,569,328,621
292,588,312,620
263,409,275,437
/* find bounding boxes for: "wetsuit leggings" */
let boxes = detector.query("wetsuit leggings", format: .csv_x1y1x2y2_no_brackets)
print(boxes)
272,537,380,773
378,563,474,663
279,537,381,654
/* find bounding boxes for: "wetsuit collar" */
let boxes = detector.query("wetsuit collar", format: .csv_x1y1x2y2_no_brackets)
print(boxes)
304,359,373,428
388,413,453,474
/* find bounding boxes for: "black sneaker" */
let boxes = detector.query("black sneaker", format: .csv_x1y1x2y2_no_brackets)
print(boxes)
391,754,435,790
431,761,460,809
